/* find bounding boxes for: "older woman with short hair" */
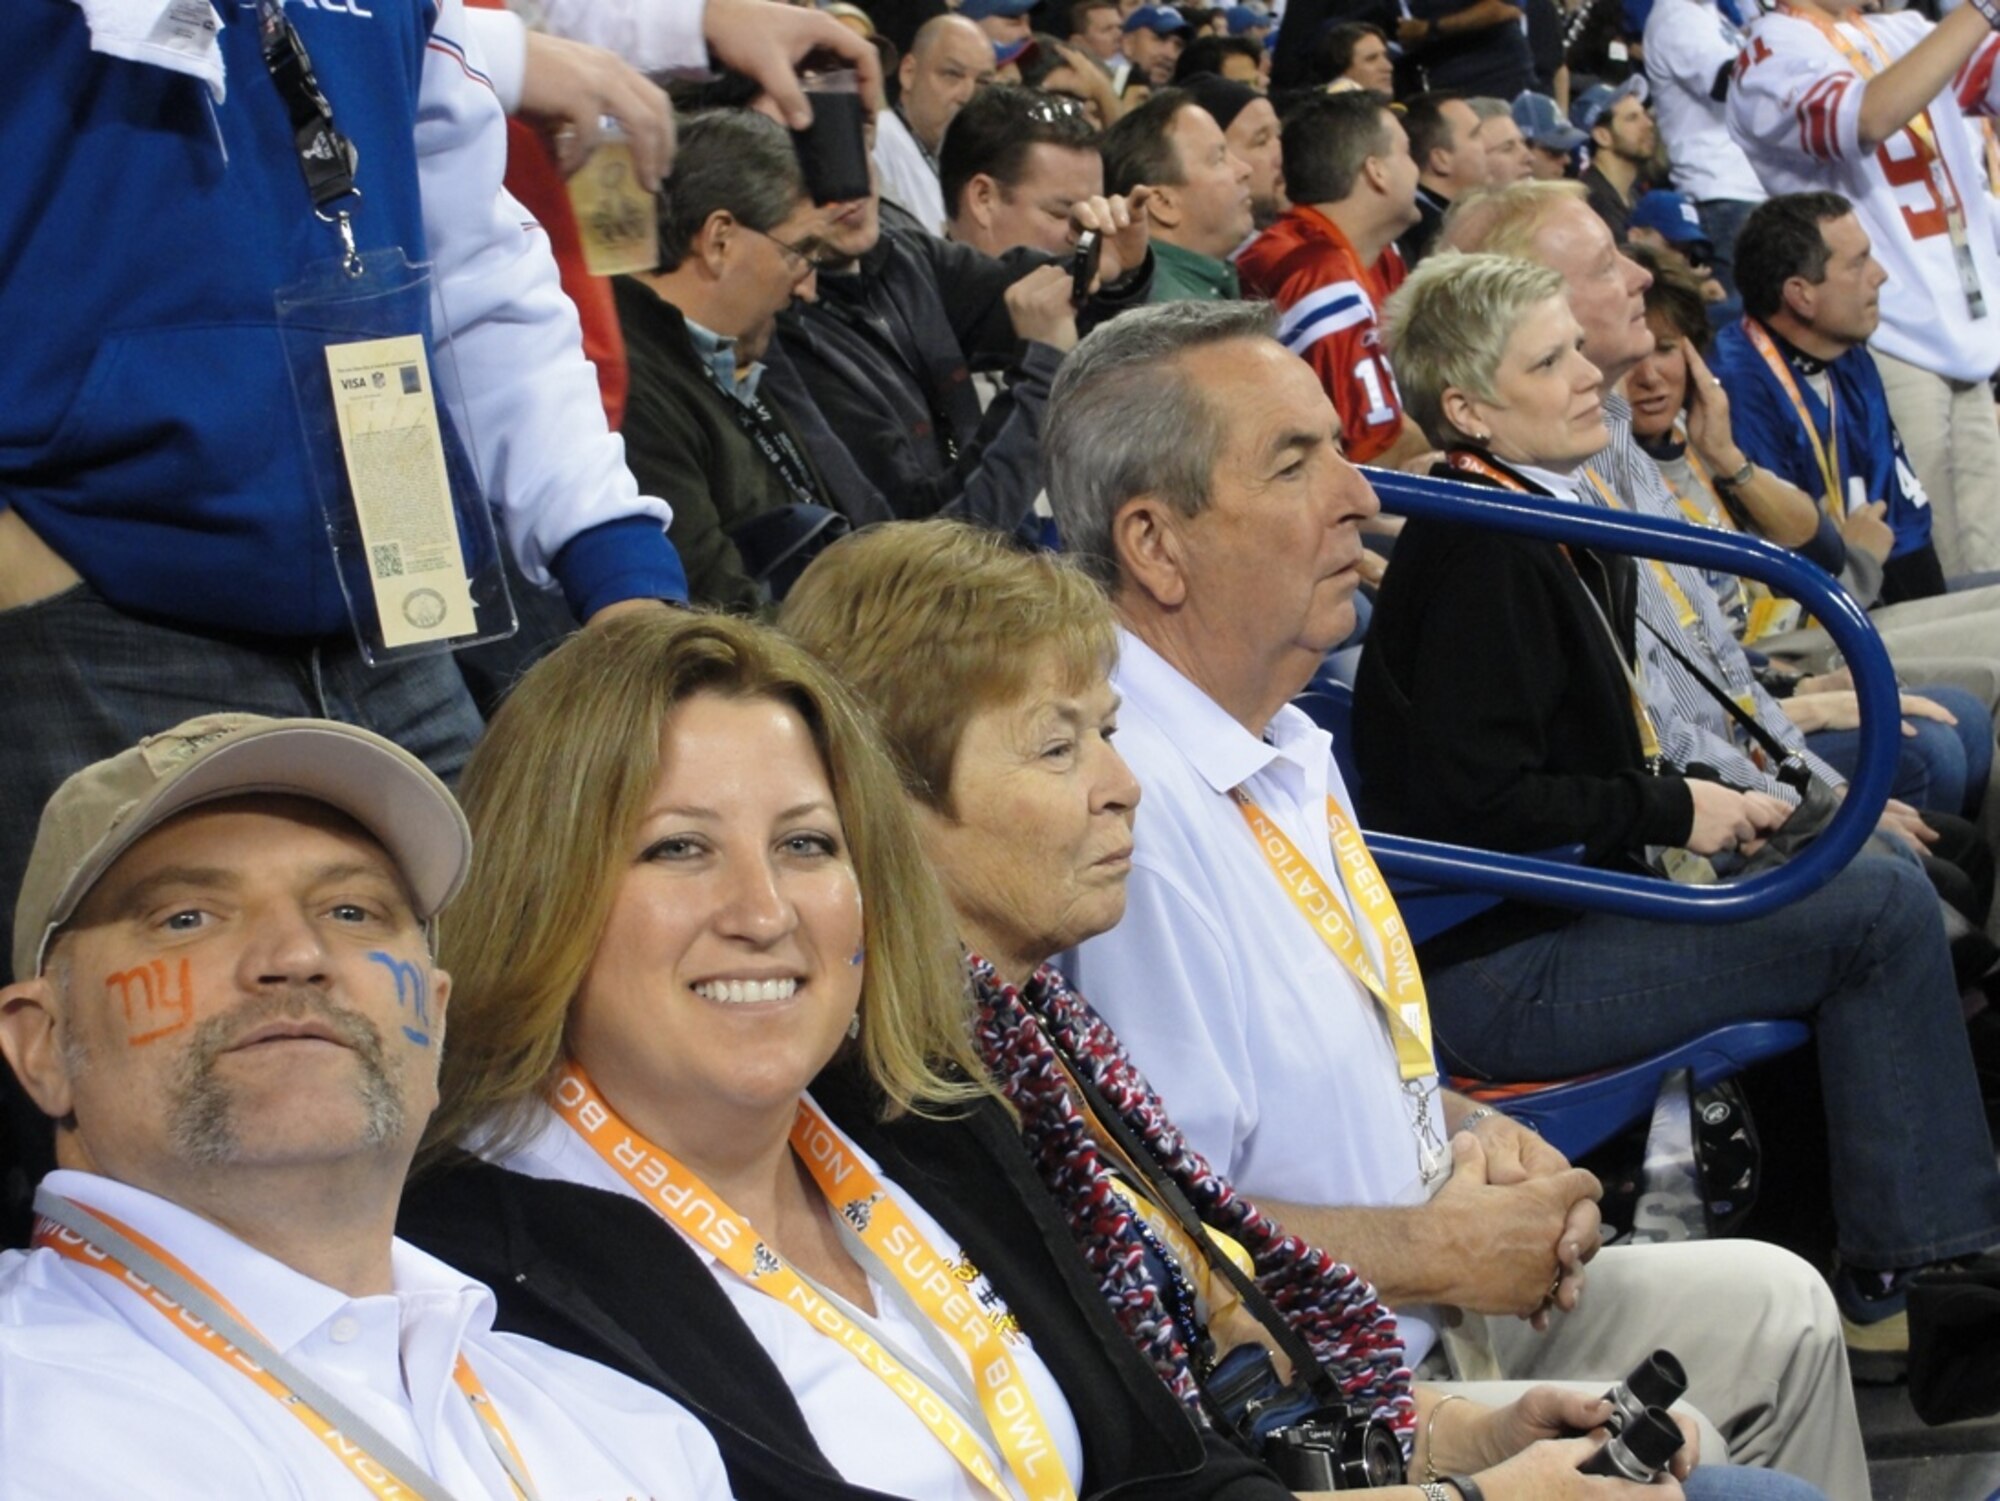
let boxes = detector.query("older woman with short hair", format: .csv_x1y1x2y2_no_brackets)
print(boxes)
782,518,1822,1501
1356,251,2000,1358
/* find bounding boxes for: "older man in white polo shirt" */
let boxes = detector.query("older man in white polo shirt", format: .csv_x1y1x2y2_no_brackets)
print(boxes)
0,716,735,1499
1045,300,1867,1501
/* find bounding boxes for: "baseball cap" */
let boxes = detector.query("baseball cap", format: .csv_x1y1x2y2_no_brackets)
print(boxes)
1223,4,1272,33
1124,4,1192,34
1570,74,1648,134
1629,189,1710,247
960,0,1040,18
1511,91,1587,153
13,714,472,980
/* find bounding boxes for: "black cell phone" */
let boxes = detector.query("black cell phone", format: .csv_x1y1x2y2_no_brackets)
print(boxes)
1070,229,1102,307
789,51,869,205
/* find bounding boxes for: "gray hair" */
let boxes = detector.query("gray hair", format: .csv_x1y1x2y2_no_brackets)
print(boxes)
1044,300,1279,586
1465,96,1512,123
655,111,806,271
1381,251,1566,447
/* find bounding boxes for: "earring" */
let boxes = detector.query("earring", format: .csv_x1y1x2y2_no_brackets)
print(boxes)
1473,431,1491,443
846,1013,862,1040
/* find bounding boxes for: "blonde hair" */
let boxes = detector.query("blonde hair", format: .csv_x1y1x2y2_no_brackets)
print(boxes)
1439,178,1589,261
1382,251,1567,447
779,521,1118,812
424,611,989,1164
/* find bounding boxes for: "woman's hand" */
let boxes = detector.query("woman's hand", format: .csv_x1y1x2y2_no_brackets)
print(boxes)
1680,342,1748,480
1780,689,1957,736
1684,781,1791,856
1454,1388,1697,1478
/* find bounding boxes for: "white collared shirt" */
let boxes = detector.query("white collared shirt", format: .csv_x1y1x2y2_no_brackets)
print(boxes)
499,1103,1085,1501
872,109,950,237
0,1170,736,1500
1063,632,1448,1365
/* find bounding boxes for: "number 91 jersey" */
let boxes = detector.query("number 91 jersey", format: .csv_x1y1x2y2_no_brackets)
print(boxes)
1727,6,2000,383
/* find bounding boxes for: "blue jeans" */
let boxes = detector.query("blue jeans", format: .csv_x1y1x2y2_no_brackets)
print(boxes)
1806,683,1993,819
1427,854,2000,1270
0,583,483,987
1686,1467,1827,1500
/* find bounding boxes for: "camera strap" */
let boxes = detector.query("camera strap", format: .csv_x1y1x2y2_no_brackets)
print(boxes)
1041,1034,1346,1417
1637,616,1816,792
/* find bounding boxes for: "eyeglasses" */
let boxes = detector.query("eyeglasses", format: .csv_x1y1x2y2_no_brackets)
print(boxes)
742,222,843,273
1023,93,1089,124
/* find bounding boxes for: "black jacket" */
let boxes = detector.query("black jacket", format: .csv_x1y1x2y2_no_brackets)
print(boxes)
1352,457,1695,970
774,205,1150,539
399,1063,1289,1501
615,283,831,612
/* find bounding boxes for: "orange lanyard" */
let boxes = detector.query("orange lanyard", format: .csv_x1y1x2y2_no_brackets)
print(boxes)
552,1066,1078,1501
34,1200,535,1501
1741,318,1843,511
1231,789,1445,1181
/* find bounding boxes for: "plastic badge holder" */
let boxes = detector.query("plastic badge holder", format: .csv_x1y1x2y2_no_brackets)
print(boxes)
568,120,660,276
276,248,515,664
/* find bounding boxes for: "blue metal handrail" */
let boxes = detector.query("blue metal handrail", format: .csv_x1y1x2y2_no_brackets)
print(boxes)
1353,465,1901,923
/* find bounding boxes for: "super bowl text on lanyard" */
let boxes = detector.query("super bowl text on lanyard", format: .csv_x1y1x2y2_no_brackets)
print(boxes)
1231,789,1447,1186
552,1065,1081,1501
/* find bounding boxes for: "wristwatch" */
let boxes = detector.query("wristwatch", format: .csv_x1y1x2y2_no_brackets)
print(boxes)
1714,457,1756,490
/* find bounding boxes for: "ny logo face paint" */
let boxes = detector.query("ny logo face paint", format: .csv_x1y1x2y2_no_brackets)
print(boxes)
103,959,196,1046
365,951,431,1047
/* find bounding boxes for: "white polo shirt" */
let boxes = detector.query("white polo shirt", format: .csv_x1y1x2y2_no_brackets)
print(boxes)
1643,0,1767,203
501,1103,1085,1501
1063,631,1447,1366
0,1170,736,1500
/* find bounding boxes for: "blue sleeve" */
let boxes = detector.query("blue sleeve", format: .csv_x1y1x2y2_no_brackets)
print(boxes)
549,515,691,622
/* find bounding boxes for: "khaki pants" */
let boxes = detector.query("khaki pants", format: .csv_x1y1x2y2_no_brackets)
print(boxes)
1872,348,2000,578
1428,1241,1869,1501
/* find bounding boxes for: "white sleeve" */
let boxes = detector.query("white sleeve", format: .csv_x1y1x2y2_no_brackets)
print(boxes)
529,0,708,73
417,0,673,593
1645,0,1734,94
1953,30,2000,115
461,7,526,112
1065,864,1259,1177
1727,13,1867,165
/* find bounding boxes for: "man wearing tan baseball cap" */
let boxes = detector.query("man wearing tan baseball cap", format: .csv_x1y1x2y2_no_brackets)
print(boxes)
0,715,739,1498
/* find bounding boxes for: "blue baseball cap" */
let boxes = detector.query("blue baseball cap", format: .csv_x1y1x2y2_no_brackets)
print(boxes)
1124,4,1192,34
1629,190,1708,246
1570,74,1648,133
1511,91,1587,153
1224,4,1273,33
959,0,1039,19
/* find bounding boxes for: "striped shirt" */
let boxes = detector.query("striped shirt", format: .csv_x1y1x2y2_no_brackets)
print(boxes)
1588,396,1842,799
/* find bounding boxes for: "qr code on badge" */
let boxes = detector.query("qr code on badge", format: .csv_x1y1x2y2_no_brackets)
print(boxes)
372,543,405,579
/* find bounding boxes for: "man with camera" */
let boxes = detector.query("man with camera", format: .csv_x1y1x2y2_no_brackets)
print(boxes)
1048,301,1869,1501
773,129,1154,542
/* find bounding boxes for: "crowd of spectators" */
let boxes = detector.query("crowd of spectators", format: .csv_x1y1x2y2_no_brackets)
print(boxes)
8,0,2000,1492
